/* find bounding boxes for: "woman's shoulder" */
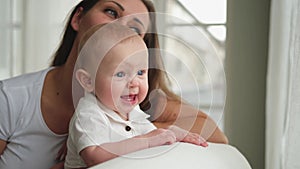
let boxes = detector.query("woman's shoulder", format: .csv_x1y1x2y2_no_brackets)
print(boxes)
1,67,53,89
0,68,54,133
0,67,53,108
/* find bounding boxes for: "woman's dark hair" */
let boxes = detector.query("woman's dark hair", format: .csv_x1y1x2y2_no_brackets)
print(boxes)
138,1,181,111
51,0,180,112
51,0,99,66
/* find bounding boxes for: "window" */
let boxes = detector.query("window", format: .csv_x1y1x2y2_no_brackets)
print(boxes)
0,0,227,129
0,0,22,79
153,0,227,129
0,0,80,80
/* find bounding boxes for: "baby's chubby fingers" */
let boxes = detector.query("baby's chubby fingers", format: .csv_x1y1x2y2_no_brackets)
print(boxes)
183,133,208,147
140,129,177,148
167,125,208,147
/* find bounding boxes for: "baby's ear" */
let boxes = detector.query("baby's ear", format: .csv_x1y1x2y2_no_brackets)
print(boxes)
76,69,94,92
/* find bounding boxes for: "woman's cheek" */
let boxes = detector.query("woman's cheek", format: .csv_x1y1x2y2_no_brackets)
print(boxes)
139,81,149,101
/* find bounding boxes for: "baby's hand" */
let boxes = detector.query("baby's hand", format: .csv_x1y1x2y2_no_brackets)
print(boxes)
138,129,176,148
168,125,208,147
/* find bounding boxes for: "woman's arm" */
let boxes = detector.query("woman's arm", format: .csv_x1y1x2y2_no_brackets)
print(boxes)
152,100,228,144
0,140,7,155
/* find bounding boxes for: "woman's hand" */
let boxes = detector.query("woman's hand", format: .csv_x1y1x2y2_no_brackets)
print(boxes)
56,139,67,161
0,139,7,155
49,140,67,169
168,125,208,147
49,161,64,169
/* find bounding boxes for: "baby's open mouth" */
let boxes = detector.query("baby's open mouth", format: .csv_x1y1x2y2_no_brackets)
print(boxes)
120,94,138,104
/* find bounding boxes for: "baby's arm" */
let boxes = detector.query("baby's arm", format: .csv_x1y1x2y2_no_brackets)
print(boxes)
80,128,176,167
168,125,208,147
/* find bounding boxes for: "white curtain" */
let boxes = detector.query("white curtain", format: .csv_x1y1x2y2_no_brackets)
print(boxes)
0,0,81,79
23,0,80,73
266,0,300,169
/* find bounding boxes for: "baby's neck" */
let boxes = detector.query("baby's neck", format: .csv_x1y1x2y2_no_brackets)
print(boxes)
114,111,129,121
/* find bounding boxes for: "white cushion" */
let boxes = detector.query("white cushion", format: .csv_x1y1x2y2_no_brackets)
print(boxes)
90,142,252,169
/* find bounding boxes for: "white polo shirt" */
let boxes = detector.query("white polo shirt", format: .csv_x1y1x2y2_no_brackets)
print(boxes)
65,93,156,168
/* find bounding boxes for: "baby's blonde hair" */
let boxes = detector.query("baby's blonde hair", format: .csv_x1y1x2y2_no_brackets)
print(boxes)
76,22,146,75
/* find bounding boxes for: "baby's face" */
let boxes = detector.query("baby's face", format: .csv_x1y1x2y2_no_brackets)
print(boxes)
94,38,148,119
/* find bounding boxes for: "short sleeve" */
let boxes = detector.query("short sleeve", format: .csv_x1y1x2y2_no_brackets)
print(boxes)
0,81,16,141
69,102,111,154
137,120,157,134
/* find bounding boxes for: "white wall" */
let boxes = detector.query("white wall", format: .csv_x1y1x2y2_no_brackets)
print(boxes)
224,0,270,168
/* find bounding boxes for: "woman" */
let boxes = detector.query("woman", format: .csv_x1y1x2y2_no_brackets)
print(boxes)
51,0,227,142
0,0,227,168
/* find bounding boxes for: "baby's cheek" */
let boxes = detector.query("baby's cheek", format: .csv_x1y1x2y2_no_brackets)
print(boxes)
139,84,149,101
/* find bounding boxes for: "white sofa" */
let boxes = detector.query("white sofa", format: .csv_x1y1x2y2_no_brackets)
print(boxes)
90,142,252,169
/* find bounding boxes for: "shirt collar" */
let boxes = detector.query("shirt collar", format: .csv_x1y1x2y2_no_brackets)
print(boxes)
84,92,150,123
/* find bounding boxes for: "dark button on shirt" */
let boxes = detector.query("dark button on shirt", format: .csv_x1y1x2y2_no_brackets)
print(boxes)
125,126,131,131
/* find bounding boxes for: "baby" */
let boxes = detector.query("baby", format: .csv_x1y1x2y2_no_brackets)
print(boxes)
65,23,207,169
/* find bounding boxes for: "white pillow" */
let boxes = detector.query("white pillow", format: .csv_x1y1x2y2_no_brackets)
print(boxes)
90,142,252,169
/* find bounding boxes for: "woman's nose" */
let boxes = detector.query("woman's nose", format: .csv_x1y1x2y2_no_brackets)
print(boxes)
117,17,129,26
116,17,143,35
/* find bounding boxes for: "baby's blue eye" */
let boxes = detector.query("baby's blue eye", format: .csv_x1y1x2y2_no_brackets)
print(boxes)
115,72,126,77
137,70,145,76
